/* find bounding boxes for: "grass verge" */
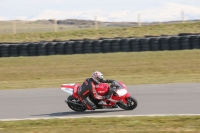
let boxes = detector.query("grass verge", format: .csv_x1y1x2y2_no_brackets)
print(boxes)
0,50,200,90
0,22,200,42
0,116,200,133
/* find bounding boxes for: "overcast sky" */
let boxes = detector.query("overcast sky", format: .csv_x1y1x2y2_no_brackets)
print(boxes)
0,0,200,22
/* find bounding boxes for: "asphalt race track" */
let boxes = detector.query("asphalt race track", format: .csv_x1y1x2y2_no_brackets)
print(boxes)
0,83,200,120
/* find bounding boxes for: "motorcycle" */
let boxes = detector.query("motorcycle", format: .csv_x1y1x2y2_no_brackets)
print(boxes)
60,81,138,112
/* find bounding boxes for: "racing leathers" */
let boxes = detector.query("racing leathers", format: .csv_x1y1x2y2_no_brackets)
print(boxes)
78,78,120,110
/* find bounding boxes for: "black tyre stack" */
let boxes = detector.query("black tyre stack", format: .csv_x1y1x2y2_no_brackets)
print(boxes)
139,38,150,51
149,37,160,51
74,40,83,54
55,42,66,55
179,36,191,50
111,39,121,52
18,43,29,56
0,44,1,57
92,40,102,53
28,43,37,56
9,44,19,57
65,41,74,54
159,37,170,51
0,44,10,57
120,39,131,52
37,42,47,56
169,36,180,50
46,42,56,55
101,39,112,53
83,40,93,54
190,35,200,49
130,38,140,52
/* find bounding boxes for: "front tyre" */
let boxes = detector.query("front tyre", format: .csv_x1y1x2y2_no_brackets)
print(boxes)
117,96,138,110
66,96,87,112
126,96,138,110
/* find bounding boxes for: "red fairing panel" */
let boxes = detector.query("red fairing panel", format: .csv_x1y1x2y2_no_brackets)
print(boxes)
73,84,80,99
95,83,110,96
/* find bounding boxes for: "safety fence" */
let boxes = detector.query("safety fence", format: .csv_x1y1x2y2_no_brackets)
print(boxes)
0,34,200,57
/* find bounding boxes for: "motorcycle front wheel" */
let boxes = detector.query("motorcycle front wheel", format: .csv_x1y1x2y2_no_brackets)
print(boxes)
66,96,87,112
117,96,138,110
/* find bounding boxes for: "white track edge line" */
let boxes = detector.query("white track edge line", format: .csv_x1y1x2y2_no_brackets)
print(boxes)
1,114,200,121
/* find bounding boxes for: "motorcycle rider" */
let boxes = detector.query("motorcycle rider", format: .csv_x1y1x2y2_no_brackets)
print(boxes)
78,71,121,110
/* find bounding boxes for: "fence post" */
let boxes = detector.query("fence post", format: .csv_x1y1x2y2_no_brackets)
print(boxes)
182,10,185,23
138,13,141,27
54,19,58,32
12,20,16,34
95,16,98,30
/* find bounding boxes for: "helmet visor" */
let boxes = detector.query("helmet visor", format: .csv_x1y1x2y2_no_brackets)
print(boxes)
97,77,103,82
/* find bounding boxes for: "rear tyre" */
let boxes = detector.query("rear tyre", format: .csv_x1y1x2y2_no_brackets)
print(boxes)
66,96,87,112
117,96,138,110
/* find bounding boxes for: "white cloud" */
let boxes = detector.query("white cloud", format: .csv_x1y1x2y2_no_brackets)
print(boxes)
14,16,28,20
137,2,200,22
30,2,200,22
1,1,200,22
0,16,9,21
51,0,63,4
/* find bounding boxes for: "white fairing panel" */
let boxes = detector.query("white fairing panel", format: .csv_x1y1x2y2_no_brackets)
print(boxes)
61,87,73,95
116,89,127,97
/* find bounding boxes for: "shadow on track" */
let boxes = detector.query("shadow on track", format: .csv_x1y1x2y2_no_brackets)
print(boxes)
31,109,126,117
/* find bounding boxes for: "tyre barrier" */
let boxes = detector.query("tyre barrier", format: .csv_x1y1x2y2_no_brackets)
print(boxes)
65,41,74,54
55,42,66,55
130,38,140,52
83,40,93,54
169,36,180,50
159,37,170,51
74,40,84,54
149,37,160,51
37,42,47,56
0,35,200,58
28,43,37,56
0,44,10,57
120,39,131,52
92,40,102,53
111,39,121,52
190,35,200,49
101,39,112,53
178,36,192,50
9,44,19,57
140,38,150,51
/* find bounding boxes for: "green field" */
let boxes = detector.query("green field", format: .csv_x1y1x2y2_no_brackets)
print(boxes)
0,22,200,42
0,116,200,133
0,50,200,90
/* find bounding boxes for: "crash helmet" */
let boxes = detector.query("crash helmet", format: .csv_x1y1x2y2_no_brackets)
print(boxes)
92,71,104,84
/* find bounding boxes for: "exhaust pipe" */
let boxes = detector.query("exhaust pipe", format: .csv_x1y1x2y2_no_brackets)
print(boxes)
65,100,84,107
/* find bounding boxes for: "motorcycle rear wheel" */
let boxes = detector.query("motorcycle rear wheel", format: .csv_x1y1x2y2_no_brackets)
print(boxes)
117,96,138,110
67,96,87,112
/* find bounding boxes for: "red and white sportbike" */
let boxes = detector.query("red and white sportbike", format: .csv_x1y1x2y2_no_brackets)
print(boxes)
60,81,138,112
